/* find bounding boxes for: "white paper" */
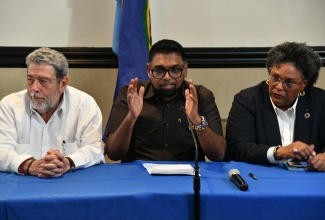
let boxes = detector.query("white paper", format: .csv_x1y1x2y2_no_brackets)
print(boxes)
143,163,194,175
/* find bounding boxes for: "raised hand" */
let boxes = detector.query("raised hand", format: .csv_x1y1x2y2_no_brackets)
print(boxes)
185,79,201,125
127,78,145,120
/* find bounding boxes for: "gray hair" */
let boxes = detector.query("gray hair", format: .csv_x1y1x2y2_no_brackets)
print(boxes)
266,42,322,91
26,47,69,79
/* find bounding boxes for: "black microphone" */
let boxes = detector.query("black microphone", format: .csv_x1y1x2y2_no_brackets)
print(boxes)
228,169,249,191
179,106,200,220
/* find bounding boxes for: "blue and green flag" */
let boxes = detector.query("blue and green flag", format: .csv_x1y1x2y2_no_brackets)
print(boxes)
103,0,152,142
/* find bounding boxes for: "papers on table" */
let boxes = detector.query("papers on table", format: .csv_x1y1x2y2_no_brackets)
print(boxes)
143,163,194,175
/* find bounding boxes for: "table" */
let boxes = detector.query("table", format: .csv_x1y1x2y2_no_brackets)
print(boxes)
1,161,324,220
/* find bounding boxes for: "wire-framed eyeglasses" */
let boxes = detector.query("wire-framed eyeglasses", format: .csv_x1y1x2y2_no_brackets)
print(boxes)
150,64,186,79
268,74,304,89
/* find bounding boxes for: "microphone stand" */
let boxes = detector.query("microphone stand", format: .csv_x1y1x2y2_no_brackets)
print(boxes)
193,147,200,220
180,107,200,220
190,126,201,220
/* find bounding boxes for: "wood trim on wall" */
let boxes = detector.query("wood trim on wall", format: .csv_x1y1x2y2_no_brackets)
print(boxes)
0,46,324,68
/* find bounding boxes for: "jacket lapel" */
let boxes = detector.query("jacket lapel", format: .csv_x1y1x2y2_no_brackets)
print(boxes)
294,93,312,143
259,82,282,146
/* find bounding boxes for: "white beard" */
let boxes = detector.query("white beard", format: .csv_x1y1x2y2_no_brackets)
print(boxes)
29,91,60,114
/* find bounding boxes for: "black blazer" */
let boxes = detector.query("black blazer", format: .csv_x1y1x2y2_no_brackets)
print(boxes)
226,81,325,165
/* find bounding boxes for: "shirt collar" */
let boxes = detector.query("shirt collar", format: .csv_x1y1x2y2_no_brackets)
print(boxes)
270,95,299,115
143,81,155,100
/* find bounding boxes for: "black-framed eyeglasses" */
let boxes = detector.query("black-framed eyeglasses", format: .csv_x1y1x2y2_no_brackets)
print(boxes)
150,64,186,79
269,74,303,89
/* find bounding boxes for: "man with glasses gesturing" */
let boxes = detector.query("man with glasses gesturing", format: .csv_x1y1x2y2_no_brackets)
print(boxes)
106,39,226,162
226,42,325,172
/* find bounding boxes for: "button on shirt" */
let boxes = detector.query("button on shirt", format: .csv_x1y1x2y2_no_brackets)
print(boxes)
267,96,298,163
108,80,223,162
0,86,104,173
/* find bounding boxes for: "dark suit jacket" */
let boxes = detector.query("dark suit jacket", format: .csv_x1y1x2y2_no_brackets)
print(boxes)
226,81,325,165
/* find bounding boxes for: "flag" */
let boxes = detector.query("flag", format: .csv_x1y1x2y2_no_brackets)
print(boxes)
103,0,152,142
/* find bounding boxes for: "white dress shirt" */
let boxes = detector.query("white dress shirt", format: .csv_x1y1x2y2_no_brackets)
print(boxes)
267,96,298,163
0,86,104,173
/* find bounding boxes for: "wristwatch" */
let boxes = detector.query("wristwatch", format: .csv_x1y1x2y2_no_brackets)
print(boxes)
192,116,208,131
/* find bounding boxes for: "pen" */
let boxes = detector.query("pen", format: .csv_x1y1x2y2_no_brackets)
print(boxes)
249,172,258,180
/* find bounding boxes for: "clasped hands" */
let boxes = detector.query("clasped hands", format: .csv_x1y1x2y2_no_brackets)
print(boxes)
26,149,71,178
279,141,325,172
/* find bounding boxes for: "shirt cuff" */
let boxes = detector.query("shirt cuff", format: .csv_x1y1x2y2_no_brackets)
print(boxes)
10,155,34,174
268,146,284,164
65,157,75,170
267,146,279,164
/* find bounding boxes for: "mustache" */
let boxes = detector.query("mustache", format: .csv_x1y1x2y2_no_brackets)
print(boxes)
29,92,45,99
159,82,175,86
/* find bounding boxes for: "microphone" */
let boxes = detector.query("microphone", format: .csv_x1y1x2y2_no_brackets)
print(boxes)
179,106,200,220
228,169,249,191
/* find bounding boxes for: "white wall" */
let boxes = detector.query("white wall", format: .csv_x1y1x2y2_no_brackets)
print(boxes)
151,0,325,47
1,0,325,133
1,0,324,47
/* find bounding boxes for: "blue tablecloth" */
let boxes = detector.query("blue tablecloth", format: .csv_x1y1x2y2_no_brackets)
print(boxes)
1,161,324,220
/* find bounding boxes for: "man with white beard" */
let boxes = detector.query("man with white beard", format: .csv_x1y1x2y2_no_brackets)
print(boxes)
0,47,104,177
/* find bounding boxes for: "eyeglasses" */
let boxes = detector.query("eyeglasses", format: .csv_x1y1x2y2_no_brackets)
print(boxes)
150,64,186,79
268,75,303,89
